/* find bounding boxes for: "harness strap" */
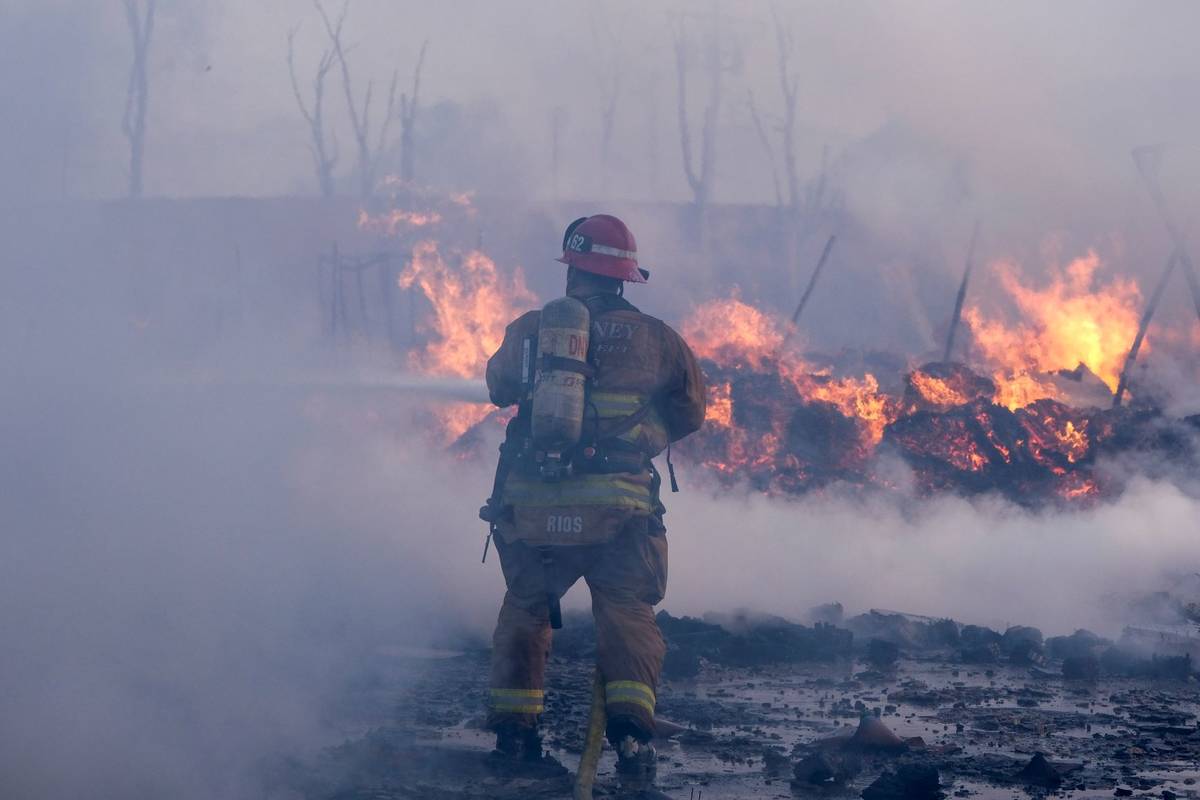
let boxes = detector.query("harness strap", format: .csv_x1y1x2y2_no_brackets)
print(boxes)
595,400,657,442
538,354,595,378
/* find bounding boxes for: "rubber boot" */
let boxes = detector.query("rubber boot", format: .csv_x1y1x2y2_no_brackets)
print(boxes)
615,735,657,776
487,724,566,778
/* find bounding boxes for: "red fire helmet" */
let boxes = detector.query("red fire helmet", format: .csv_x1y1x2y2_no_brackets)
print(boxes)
556,214,648,283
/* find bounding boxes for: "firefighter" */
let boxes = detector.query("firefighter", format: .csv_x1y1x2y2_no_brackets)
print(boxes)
480,214,706,776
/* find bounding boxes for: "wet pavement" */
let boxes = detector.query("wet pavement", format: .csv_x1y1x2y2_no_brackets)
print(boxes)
270,623,1200,800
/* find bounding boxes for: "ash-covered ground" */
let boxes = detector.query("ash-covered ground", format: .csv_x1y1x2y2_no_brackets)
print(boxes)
269,602,1200,800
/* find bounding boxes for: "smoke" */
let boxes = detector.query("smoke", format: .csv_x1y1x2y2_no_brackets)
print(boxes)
661,474,1200,636
3,2,1200,798
5,2,1199,214
3,329,1198,798
0,343,503,798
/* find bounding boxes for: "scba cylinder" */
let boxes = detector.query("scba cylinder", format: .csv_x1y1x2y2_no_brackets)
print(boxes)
531,296,591,452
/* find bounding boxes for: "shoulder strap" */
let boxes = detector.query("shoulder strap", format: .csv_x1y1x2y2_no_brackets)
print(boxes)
582,293,639,316
538,354,595,378
581,292,655,443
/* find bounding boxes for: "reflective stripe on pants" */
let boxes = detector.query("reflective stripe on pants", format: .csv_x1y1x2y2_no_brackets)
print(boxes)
486,524,667,738
605,680,656,716
490,688,545,715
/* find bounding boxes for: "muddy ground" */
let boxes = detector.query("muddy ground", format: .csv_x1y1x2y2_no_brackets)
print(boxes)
267,611,1200,800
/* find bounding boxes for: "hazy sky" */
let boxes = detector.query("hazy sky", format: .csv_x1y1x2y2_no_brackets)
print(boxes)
7,1,1200,212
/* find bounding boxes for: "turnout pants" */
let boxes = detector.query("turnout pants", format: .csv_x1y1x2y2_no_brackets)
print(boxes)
487,521,668,741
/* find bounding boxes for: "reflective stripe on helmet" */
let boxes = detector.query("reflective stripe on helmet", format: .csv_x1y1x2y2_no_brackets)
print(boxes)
589,242,637,261
565,232,637,262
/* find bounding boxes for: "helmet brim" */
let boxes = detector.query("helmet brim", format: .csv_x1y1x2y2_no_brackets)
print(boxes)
556,252,648,283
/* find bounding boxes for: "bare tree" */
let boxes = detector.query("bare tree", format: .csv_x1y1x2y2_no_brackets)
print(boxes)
673,13,726,216
590,8,625,196
398,40,429,184
747,90,783,208
313,0,399,198
771,5,801,212
598,73,620,197
647,75,662,200
122,0,156,199
550,106,567,200
287,24,340,198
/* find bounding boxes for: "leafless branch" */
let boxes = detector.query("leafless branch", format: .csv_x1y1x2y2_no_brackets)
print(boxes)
771,4,800,211
122,0,156,198
747,90,782,208
373,69,400,172
673,13,723,212
398,40,428,182
288,24,339,197
673,23,699,197
314,0,397,198
591,7,626,196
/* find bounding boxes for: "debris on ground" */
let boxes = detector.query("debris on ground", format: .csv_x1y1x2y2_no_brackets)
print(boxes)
274,603,1200,800
1015,752,1064,789
861,763,943,800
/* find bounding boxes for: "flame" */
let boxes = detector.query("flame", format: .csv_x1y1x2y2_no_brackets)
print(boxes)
706,381,734,427
396,240,535,443
357,180,477,238
400,246,1167,504
429,402,496,445
1056,420,1088,462
803,373,895,446
909,372,973,408
1019,400,1092,471
683,297,786,368
400,241,536,379
1058,474,1101,501
965,251,1143,408
679,297,898,484
357,208,443,236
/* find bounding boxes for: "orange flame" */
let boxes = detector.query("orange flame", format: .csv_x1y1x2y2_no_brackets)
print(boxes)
398,241,535,443
357,208,444,236
706,381,734,427
909,372,973,408
965,251,1143,409
680,296,899,482
429,402,496,445
399,241,536,379
802,373,896,447
683,297,786,369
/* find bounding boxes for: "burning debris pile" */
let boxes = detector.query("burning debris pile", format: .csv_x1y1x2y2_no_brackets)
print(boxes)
677,264,1200,504
354,194,1198,504
688,347,1198,503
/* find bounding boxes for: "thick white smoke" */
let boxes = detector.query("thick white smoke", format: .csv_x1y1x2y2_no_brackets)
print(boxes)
4,2,1200,798
0,358,501,798
662,475,1200,636
3,341,1197,799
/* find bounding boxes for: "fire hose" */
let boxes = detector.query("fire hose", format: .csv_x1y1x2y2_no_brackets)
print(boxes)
573,670,606,800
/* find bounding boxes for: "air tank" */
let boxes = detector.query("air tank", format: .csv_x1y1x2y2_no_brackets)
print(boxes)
531,296,591,452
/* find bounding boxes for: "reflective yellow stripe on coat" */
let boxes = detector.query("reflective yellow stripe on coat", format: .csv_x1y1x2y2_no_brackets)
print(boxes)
504,473,654,513
590,391,668,454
